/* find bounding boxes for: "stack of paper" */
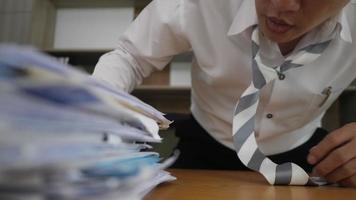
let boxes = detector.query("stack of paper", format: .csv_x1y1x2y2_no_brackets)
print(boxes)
0,45,176,200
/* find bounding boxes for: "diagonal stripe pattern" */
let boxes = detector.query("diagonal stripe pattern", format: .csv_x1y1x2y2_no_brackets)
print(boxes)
232,26,332,185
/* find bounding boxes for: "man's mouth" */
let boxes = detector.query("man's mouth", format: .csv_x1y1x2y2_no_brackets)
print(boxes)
266,17,294,34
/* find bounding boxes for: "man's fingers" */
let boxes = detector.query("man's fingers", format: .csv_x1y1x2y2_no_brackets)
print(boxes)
307,126,354,165
325,156,356,183
339,174,356,188
313,142,355,177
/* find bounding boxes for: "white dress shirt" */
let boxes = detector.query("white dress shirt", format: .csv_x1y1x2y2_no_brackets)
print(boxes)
93,0,356,155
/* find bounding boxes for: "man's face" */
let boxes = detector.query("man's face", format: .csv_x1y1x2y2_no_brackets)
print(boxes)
255,0,349,44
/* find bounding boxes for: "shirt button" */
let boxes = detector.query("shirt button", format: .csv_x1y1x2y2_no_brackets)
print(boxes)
278,73,286,80
266,113,273,119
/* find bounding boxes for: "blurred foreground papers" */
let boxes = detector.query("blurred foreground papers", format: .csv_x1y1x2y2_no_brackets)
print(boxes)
0,45,175,200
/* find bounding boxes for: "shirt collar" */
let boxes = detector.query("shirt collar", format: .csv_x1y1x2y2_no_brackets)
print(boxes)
227,0,352,44
338,7,352,43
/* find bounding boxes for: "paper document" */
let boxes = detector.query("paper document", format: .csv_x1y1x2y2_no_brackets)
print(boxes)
0,45,176,200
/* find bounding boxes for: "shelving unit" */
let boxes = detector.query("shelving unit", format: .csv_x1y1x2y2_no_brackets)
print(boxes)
44,49,109,73
37,0,192,88
44,48,192,87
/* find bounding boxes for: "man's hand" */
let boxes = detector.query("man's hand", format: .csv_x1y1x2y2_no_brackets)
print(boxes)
307,123,356,187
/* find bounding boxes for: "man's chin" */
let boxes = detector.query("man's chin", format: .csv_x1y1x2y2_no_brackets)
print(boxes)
261,30,299,45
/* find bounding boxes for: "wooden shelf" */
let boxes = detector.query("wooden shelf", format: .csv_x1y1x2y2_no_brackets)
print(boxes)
44,48,110,52
50,0,152,8
132,86,191,114
44,49,108,73
134,86,190,96
136,85,190,90
44,49,109,64
134,85,355,93
346,86,356,92
43,49,188,86
44,49,192,63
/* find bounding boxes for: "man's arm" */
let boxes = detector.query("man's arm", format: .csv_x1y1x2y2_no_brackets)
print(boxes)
93,0,190,92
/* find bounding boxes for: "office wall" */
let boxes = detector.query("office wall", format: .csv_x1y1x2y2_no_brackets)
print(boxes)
54,8,133,49
170,62,191,87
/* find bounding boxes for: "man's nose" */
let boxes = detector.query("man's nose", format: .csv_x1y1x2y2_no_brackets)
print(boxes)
270,0,301,12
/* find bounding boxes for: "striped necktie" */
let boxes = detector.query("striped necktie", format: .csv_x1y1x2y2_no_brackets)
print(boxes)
232,27,332,185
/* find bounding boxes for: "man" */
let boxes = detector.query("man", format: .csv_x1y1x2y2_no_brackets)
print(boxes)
93,0,356,186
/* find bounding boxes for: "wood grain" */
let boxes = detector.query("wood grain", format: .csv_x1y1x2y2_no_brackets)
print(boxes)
145,169,356,200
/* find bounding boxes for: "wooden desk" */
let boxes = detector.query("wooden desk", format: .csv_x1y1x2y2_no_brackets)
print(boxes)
145,169,356,200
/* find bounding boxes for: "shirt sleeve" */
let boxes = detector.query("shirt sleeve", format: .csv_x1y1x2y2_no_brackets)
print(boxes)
93,0,191,92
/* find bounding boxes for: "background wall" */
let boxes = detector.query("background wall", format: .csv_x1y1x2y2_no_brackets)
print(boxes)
54,8,133,49
170,62,191,87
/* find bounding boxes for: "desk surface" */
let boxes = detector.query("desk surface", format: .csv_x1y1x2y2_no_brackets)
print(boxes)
145,169,356,200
